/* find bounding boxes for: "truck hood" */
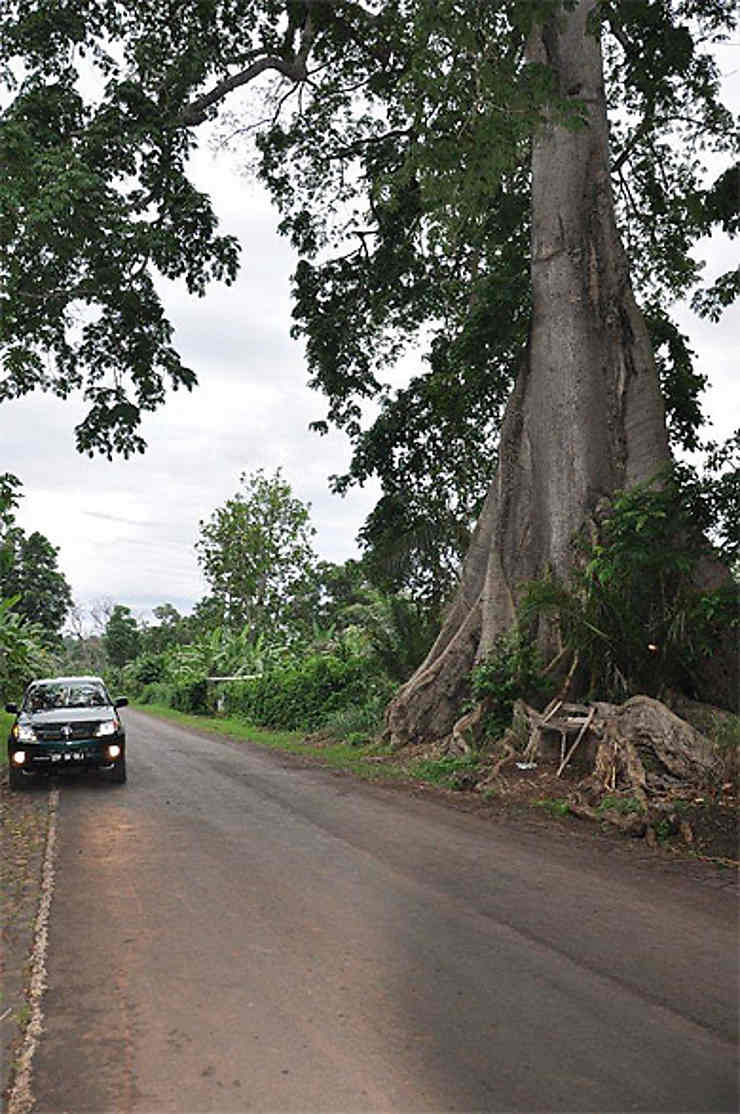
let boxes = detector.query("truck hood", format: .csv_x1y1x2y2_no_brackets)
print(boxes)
23,707,114,727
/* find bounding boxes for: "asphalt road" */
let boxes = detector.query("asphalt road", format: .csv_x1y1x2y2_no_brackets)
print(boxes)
28,707,737,1114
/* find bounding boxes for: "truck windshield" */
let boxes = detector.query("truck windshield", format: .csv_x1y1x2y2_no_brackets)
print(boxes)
25,683,108,712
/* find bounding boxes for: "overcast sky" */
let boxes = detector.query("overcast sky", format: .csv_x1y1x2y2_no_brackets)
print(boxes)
4,157,392,620
4,50,739,626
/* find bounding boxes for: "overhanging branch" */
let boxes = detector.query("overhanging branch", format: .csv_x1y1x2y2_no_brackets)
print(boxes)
176,56,305,126
176,14,317,127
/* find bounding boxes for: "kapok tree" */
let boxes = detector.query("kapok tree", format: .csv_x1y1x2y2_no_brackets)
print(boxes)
2,1,737,738
386,2,737,745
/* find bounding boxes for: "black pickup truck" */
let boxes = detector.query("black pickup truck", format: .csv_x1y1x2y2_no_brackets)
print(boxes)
6,675,127,788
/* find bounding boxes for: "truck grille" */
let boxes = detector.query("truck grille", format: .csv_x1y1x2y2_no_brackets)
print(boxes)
34,722,102,742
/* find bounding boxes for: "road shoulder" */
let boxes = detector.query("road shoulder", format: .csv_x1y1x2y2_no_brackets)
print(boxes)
128,705,739,893
1,781,52,1108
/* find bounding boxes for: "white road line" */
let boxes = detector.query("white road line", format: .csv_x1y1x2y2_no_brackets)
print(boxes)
7,785,59,1114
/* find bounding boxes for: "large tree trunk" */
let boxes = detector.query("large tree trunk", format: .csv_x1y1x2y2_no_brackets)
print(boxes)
386,1,676,748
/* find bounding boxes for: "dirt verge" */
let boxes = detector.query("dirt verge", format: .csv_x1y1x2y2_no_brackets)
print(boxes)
295,727,738,873
1,780,50,1109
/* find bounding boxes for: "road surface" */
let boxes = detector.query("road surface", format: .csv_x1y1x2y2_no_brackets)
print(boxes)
28,707,738,1113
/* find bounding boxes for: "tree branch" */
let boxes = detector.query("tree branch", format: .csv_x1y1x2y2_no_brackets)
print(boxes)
176,15,317,128
176,57,302,126
611,116,652,173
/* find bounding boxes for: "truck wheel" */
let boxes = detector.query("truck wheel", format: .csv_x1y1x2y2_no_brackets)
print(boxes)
8,763,27,790
109,756,127,784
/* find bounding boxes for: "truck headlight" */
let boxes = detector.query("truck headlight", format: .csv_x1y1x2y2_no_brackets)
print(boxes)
106,744,122,759
11,750,27,765
95,720,118,737
13,723,37,742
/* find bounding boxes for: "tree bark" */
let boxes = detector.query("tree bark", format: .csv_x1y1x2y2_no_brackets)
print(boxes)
386,0,675,748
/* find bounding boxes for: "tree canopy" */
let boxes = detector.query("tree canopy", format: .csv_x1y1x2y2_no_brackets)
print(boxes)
0,527,73,636
0,472,73,638
252,0,737,587
2,4,735,436
2,1,737,603
104,603,141,667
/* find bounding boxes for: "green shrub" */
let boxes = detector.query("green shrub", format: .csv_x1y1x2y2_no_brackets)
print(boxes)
132,653,166,687
471,629,552,740
536,798,571,817
0,708,15,768
597,794,645,816
409,754,479,787
366,596,440,683
172,678,211,714
221,653,380,730
0,596,57,701
321,683,396,744
139,681,177,706
346,731,371,748
521,477,738,701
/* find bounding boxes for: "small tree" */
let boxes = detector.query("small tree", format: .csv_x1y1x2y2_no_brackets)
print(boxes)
0,473,63,694
139,603,189,653
0,599,54,700
1,528,73,638
104,605,141,669
196,469,318,637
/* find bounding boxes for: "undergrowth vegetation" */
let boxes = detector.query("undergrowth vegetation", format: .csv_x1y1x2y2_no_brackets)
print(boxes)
112,592,435,744
519,478,738,703
471,630,553,740
466,477,739,753
0,708,14,768
407,753,480,788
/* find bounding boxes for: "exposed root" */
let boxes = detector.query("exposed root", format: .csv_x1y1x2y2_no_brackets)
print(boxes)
477,740,517,792
385,597,484,749
520,694,722,805
450,701,485,755
566,791,726,850
567,795,647,837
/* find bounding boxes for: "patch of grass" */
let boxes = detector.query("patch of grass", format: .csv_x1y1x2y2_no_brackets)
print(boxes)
536,797,571,817
654,817,674,842
345,731,372,748
407,754,479,788
0,708,15,770
670,798,692,815
300,740,404,781
131,703,406,783
597,794,646,816
710,713,740,751
322,692,390,745
134,702,303,747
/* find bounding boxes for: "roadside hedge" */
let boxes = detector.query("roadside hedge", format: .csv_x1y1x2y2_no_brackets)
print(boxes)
138,679,213,714
220,652,374,730
135,651,393,733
